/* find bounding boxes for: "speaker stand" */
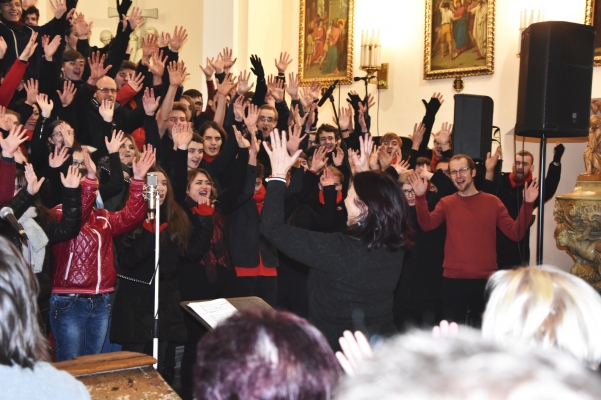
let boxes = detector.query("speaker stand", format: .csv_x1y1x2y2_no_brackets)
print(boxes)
536,135,547,265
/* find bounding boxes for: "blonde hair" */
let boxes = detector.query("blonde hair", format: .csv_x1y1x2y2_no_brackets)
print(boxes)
398,170,412,185
482,266,601,368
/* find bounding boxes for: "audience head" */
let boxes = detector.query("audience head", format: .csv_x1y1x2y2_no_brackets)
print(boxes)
398,170,416,207
255,162,265,193
0,236,48,369
415,157,431,174
178,95,196,121
94,76,117,103
118,133,140,167
24,102,39,131
316,124,339,152
346,171,411,251
115,61,137,90
433,129,452,158
187,133,204,170
380,132,401,156
187,168,217,204
24,6,38,26
0,0,22,23
483,265,601,369
61,50,86,82
319,165,344,191
258,104,278,137
4,108,20,127
63,25,80,51
194,309,340,400
435,157,451,176
337,329,601,400
183,89,203,116
448,154,476,194
167,103,191,136
199,121,227,158
513,150,534,183
70,143,86,175
47,120,72,150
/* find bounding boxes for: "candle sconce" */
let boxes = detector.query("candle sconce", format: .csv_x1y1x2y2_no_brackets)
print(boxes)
359,29,387,89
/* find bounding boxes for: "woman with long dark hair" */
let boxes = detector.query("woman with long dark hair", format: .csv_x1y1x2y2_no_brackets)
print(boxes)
110,165,213,378
260,131,412,349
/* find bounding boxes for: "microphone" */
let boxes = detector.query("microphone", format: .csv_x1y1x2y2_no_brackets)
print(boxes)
0,207,27,241
353,76,375,82
317,80,340,107
143,173,159,220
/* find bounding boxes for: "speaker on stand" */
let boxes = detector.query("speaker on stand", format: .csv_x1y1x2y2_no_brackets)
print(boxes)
515,21,595,264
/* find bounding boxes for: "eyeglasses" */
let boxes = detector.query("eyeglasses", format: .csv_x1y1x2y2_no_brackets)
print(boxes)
50,131,63,138
450,167,470,177
194,101,203,107
97,88,117,94
72,160,85,167
259,117,275,123
403,189,415,197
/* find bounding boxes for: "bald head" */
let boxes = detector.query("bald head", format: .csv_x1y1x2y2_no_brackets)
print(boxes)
94,76,117,103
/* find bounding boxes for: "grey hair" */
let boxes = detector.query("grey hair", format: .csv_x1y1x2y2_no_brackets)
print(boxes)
336,329,601,400
0,237,48,368
482,265,601,369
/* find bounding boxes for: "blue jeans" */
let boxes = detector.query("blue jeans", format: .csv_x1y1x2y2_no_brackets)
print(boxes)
50,293,111,362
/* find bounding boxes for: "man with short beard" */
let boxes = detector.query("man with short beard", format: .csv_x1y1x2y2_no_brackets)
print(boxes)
483,144,564,269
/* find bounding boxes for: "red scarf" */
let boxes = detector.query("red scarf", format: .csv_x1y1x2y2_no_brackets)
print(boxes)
203,154,215,163
143,220,168,233
0,16,25,29
253,185,266,214
319,190,343,204
431,151,439,170
509,171,533,188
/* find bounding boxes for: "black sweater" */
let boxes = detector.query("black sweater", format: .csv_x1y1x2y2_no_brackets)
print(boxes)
260,180,404,350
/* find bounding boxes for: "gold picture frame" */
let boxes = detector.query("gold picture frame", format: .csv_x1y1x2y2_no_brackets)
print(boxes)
298,0,354,86
424,0,495,80
585,0,601,66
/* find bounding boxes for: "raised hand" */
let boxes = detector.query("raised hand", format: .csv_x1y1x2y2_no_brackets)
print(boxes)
244,103,259,132
285,72,300,100
83,147,97,179
172,123,193,150
216,73,237,97
432,320,459,338
263,129,302,177
49,147,69,168
72,12,92,39
437,122,453,148
18,31,38,61
141,33,158,62
310,146,328,173
275,51,293,74
249,54,264,79
0,125,27,157
0,37,7,60
167,61,189,87
49,0,67,19
485,146,501,173
359,93,376,112
338,105,353,131
116,0,133,17
169,26,188,52
524,177,540,203
308,79,322,101
57,79,77,107
393,157,410,175
87,51,111,85
299,87,313,112
127,6,145,31
431,92,444,105
132,145,157,179
350,134,374,173
208,54,225,75
23,78,39,106
25,163,45,195
105,130,126,154
157,31,169,48
232,125,248,149
335,330,374,377
98,99,115,122
287,124,307,155
60,165,82,188
146,49,167,78
266,75,284,103
233,96,247,122
142,87,161,116
249,128,261,165
128,72,145,93
377,145,394,170
36,93,54,118
237,70,254,96
43,35,61,61
200,58,215,79
221,46,237,72
332,147,344,166
358,109,367,132
369,145,380,171
408,170,429,197
59,123,74,148
411,122,426,150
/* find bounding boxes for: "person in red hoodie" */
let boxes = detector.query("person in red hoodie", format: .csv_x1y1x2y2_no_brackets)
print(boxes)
49,145,154,362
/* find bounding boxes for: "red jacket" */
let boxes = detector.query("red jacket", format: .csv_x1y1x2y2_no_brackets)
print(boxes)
0,156,16,207
51,177,146,294
0,59,27,107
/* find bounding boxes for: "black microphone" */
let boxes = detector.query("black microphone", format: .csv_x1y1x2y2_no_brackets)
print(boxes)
0,207,27,241
353,76,375,82
143,173,158,220
317,80,340,107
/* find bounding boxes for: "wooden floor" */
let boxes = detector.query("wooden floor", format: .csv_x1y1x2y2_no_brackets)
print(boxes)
53,351,180,399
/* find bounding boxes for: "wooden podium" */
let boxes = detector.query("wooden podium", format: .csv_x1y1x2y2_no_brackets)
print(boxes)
181,296,273,331
53,351,179,399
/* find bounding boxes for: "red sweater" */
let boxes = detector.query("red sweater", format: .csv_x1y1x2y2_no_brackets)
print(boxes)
0,156,16,207
415,192,534,279
0,59,27,107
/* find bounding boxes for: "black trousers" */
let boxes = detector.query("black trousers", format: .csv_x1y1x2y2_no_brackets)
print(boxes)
441,277,488,328
236,276,278,308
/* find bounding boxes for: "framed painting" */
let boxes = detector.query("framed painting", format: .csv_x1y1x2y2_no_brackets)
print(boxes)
298,0,354,86
424,0,495,80
585,0,601,66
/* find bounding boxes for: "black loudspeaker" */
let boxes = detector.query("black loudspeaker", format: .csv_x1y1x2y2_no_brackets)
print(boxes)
452,94,494,160
515,21,595,138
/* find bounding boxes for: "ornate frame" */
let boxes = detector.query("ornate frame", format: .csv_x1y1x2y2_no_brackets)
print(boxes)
298,0,354,86
585,0,601,67
423,0,495,80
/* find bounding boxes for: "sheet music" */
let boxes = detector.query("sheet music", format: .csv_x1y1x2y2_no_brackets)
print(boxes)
187,298,238,328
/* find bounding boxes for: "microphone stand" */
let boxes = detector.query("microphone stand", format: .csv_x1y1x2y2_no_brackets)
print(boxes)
152,191,160,369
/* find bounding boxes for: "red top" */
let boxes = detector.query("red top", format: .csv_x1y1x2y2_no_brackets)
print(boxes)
0,156,16,207
0,60,28,107
415,192,534,279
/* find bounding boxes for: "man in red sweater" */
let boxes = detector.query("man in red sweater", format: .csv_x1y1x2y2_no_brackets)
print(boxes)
409,154,539,326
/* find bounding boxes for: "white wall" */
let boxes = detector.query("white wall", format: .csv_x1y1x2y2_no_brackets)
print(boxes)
38,0,598,270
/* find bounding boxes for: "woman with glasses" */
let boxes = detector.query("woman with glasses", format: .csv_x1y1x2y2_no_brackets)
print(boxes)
393,168,456,331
